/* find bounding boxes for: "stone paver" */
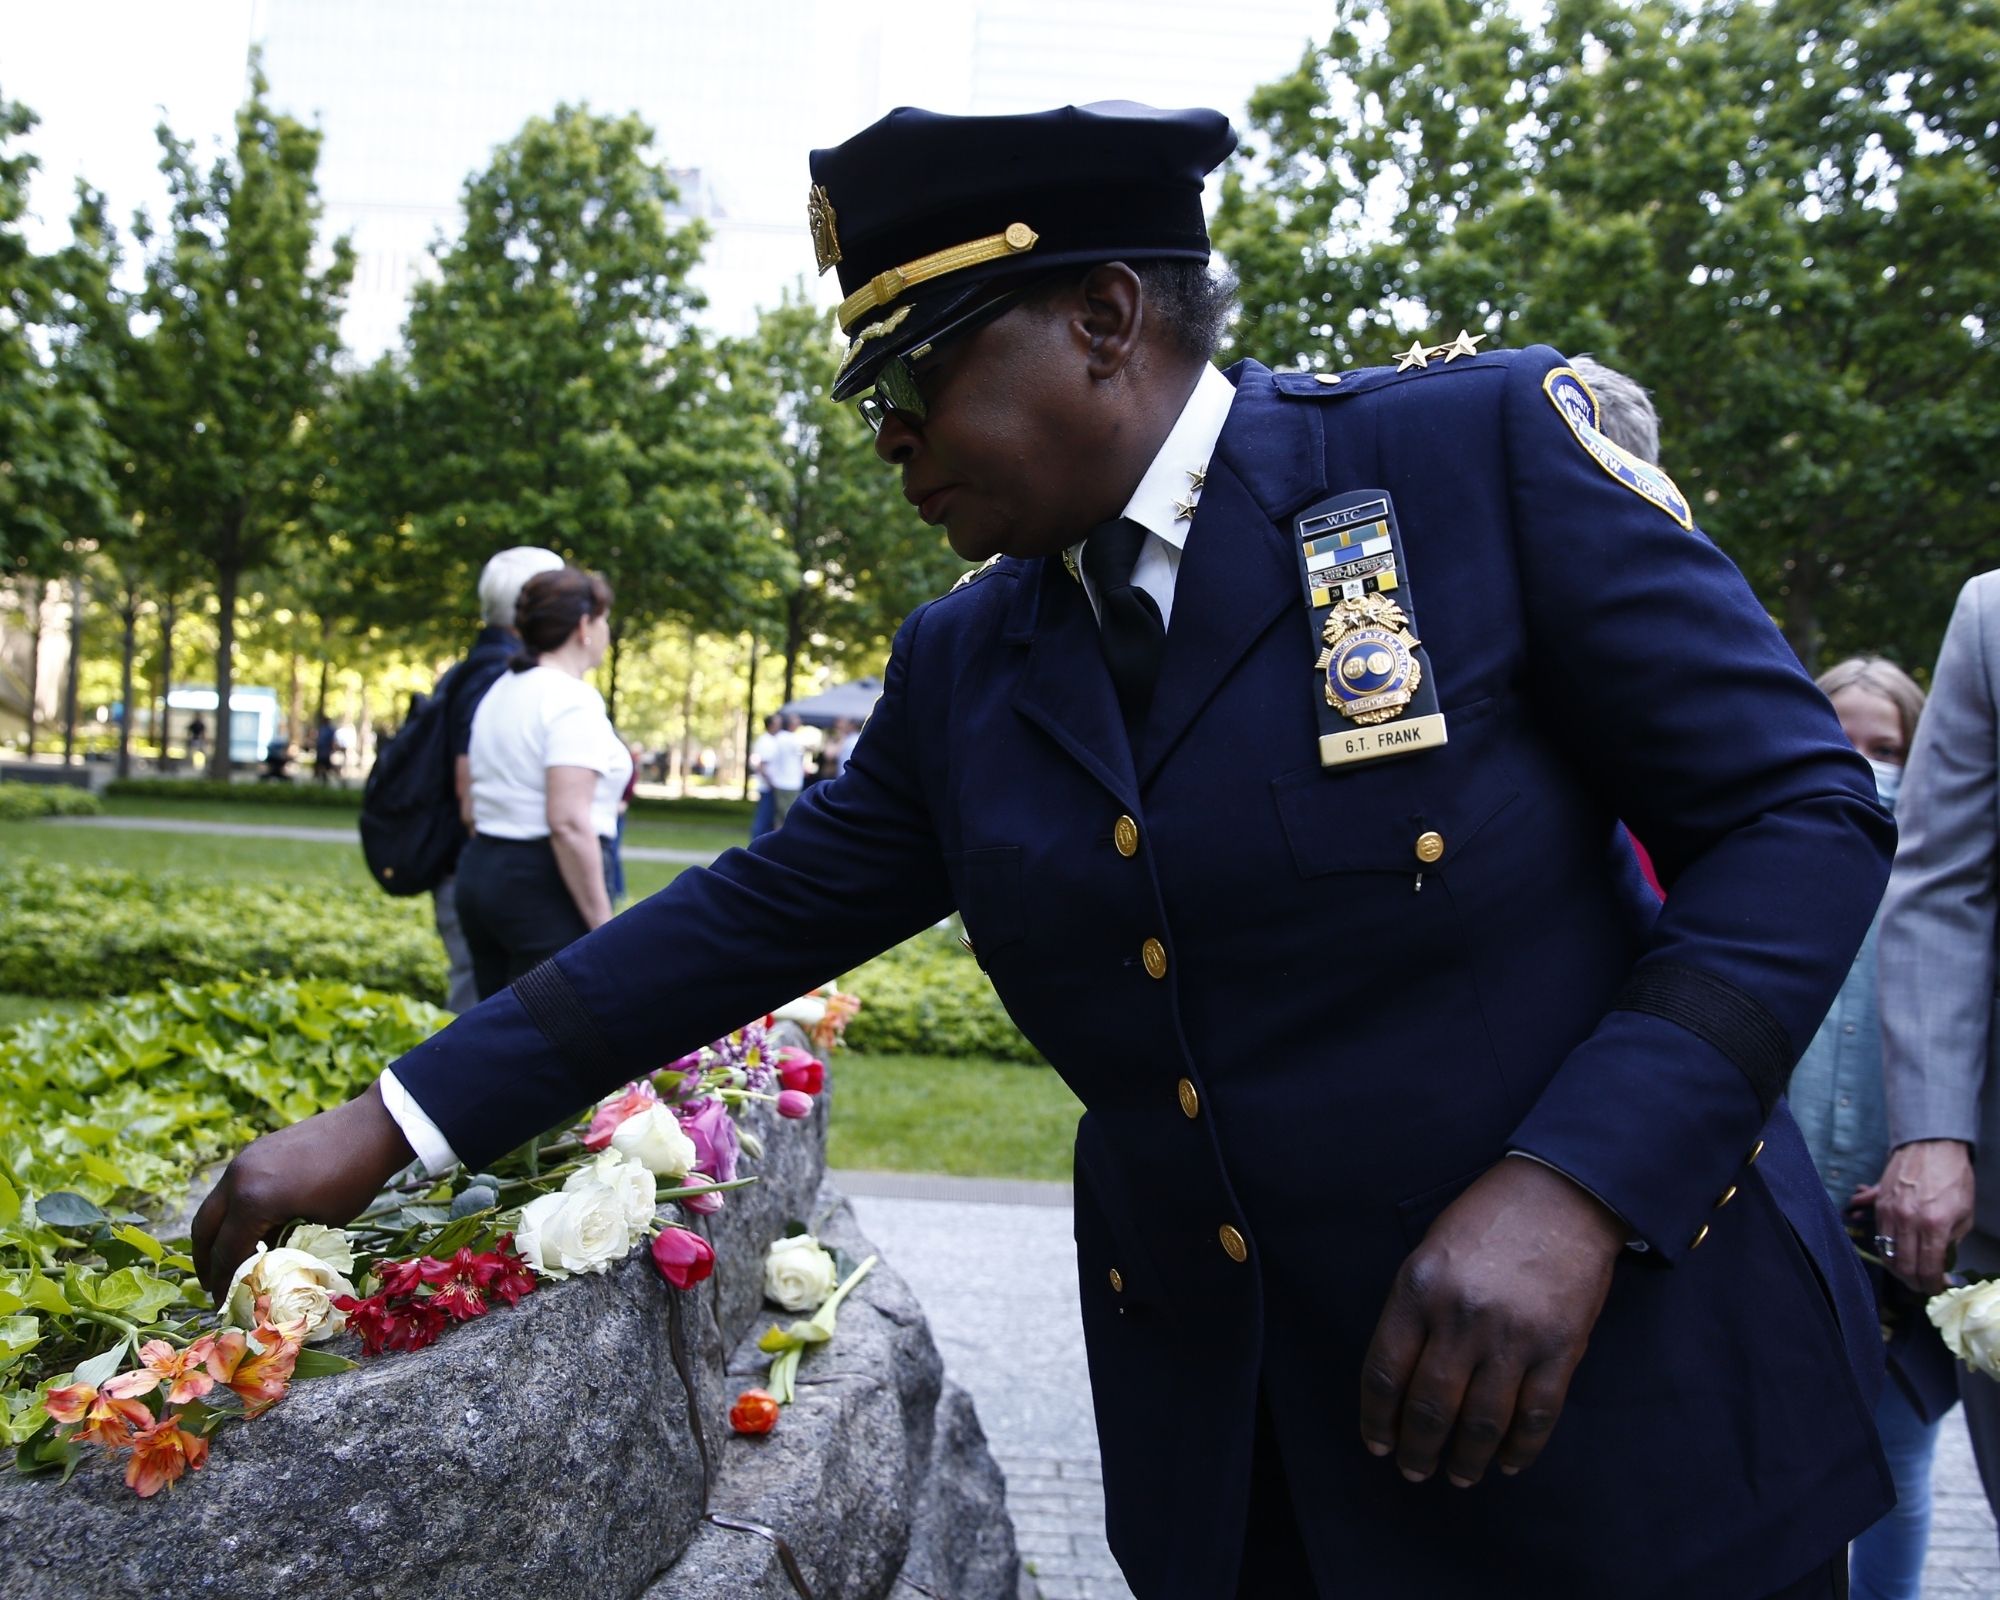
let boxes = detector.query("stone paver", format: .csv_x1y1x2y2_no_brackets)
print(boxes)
843,1173,2000,1600
37,813,715,863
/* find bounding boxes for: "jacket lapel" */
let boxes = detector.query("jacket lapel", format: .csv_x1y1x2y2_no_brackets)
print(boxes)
1010,553,1141,810
1133,362,1328,786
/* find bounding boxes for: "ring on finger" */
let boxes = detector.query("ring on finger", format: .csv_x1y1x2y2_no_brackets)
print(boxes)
1873,1233,1897,1260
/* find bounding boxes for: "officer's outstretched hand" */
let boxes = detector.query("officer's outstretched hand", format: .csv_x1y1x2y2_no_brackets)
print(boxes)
1358,1155,1626,1489
191,1081,416,1301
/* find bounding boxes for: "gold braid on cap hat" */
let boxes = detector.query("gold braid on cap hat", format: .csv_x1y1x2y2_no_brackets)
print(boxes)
837,222,1040,333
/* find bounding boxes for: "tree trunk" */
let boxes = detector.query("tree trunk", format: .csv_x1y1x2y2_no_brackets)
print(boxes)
742,632,762,802
117,588,138,779
214,557,240,782
677,623,698,798
1781,555,1823,674
157,596,177,766
314,617,333,723
606,617,623,725
21,578,41,757
287,651,303,745
61,575,85,764
781,592,805,709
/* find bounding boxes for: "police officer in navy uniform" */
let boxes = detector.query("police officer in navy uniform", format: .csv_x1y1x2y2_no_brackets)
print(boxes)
195,104,1890,1598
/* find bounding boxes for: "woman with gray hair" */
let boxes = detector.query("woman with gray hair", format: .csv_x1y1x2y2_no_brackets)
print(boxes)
1795,653,1942,1600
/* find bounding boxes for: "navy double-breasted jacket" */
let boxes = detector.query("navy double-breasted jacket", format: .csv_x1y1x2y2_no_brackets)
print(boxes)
394,347,1895,1597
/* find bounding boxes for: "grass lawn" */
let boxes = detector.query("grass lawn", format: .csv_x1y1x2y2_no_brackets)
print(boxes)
826,1052,1082,1183
96,796,740,857
11,818,690,897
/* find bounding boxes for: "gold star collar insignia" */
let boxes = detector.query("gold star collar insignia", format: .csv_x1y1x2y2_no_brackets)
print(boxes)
1395,340,1431,372
1187,464,1208,491
1173,494,1200,522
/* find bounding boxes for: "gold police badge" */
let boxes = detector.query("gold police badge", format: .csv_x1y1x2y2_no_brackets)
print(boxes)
1315,593,1423,726
807,184,841,274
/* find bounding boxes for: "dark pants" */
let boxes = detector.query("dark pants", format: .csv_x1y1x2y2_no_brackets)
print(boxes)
1232,1391,1850,1599
453,833,610,1002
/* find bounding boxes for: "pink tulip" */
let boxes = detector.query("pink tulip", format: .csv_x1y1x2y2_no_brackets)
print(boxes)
650,1227,716,1289
775,1089,814,1119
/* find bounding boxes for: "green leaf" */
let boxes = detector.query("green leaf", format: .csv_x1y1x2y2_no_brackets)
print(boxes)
108,1224,166,1263
0,1317,40,1364
71,1343,126,1388
0,1174,18,1226
33,1192,108,1229
290,1348,359,1380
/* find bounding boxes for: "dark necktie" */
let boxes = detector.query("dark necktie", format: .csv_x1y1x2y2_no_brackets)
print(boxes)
1082,517,1166,736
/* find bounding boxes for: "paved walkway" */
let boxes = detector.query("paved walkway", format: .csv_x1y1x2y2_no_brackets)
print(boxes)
37,814,716,864
837,1171,2000,1600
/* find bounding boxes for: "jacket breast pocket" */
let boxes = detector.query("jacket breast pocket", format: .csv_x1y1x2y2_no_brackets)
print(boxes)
946,845,1025,966
1270,696,1519,879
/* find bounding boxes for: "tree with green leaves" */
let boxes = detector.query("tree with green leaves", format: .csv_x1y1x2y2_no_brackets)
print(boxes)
137,68,352,777
1214,0,2000,668
738,290,963,706
390,104,785,715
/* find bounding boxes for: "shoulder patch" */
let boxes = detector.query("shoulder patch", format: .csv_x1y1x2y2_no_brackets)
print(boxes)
948,554,1003,593
1542,366,1693,531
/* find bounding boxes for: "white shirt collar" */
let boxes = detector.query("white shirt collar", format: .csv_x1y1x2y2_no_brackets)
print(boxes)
1115,363,1237,550
1066,364,1236,579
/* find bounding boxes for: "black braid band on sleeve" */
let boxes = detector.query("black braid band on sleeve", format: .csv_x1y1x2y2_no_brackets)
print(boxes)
511,958,616,1084
1613,960,1796,1115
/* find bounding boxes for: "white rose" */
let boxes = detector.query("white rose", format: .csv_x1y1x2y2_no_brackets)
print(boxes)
511,1183,632,1278
566,1148,657,1246
610,1104,699,1180
764,1233,839,1313
771,995,828,1027
224,1242,357,1343
285,1223,357,1277
1931,1280,2000,1378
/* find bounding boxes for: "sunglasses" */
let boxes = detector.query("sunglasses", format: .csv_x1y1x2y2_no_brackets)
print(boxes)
855,282,1038,434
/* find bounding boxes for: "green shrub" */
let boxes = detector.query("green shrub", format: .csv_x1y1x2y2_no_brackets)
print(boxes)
0,861,447,1003
0,782,103,822
0,977,448,1209
842,931,1042,1064
105,777,363,808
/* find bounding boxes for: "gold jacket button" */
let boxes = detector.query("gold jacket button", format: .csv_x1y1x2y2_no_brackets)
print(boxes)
1114,815,1140,857
1689,1223,1711,1251
1716,1184,1738,1209
1414,830,1445,864
1747,1138,1766,1166
1108,1267,1124,1293
1177,1077,1200,1119
1218,1224,1249,1263
1142,938,1168,980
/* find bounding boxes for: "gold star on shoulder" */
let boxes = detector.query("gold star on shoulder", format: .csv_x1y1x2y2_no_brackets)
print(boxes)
1436,328,1487,362
1395,340,1431,372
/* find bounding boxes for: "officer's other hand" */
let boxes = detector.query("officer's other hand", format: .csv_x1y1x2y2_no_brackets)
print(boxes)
191,1081,416,1300
1875,1138,1975,1294
1358,1155,1625,1489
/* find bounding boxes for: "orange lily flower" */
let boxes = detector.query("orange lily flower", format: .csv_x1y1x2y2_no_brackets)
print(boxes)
226,1324,302,1416
137,1339,216,1405
123,1416,209,1497
44,1381,154,1451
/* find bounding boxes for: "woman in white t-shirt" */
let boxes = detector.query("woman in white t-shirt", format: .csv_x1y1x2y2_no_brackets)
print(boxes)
454,565,633,1001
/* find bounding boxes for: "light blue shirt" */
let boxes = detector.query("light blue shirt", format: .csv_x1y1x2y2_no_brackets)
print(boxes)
1790,910,1890,1216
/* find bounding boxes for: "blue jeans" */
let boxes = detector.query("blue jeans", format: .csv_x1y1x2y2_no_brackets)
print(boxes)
1850,1376,1942,1600
751,786,776,839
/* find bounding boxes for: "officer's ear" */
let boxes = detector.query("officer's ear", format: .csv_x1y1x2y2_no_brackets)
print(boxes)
1075,262,1144,382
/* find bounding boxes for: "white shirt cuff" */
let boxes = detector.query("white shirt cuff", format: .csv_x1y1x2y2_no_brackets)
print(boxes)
379,1069,460,1177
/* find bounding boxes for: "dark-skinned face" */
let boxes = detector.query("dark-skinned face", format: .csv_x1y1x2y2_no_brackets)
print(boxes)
870,295,1124,564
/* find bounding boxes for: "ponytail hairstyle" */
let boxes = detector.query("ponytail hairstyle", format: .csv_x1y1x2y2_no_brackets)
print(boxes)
509,565,614,672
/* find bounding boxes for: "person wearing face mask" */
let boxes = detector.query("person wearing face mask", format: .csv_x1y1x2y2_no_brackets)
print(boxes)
1791,657,1938,1600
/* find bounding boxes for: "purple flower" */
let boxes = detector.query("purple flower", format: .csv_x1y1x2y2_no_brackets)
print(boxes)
677,1097,740,1185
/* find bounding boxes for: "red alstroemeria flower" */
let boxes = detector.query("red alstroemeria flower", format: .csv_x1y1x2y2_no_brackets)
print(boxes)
387,1297,449,1352
376,1258,428,1298
332,1293,398,1357
729,1388,780,1435
137,1338,216,1405
483,1237,537,1306
123,1416,209,1497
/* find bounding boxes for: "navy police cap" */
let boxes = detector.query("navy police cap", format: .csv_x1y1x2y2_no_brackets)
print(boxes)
809,102,1237,401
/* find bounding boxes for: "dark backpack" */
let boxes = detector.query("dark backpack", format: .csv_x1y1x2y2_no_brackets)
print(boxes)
359,662,473,896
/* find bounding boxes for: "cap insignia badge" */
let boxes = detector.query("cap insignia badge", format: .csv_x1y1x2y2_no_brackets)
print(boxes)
807,184,841,275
